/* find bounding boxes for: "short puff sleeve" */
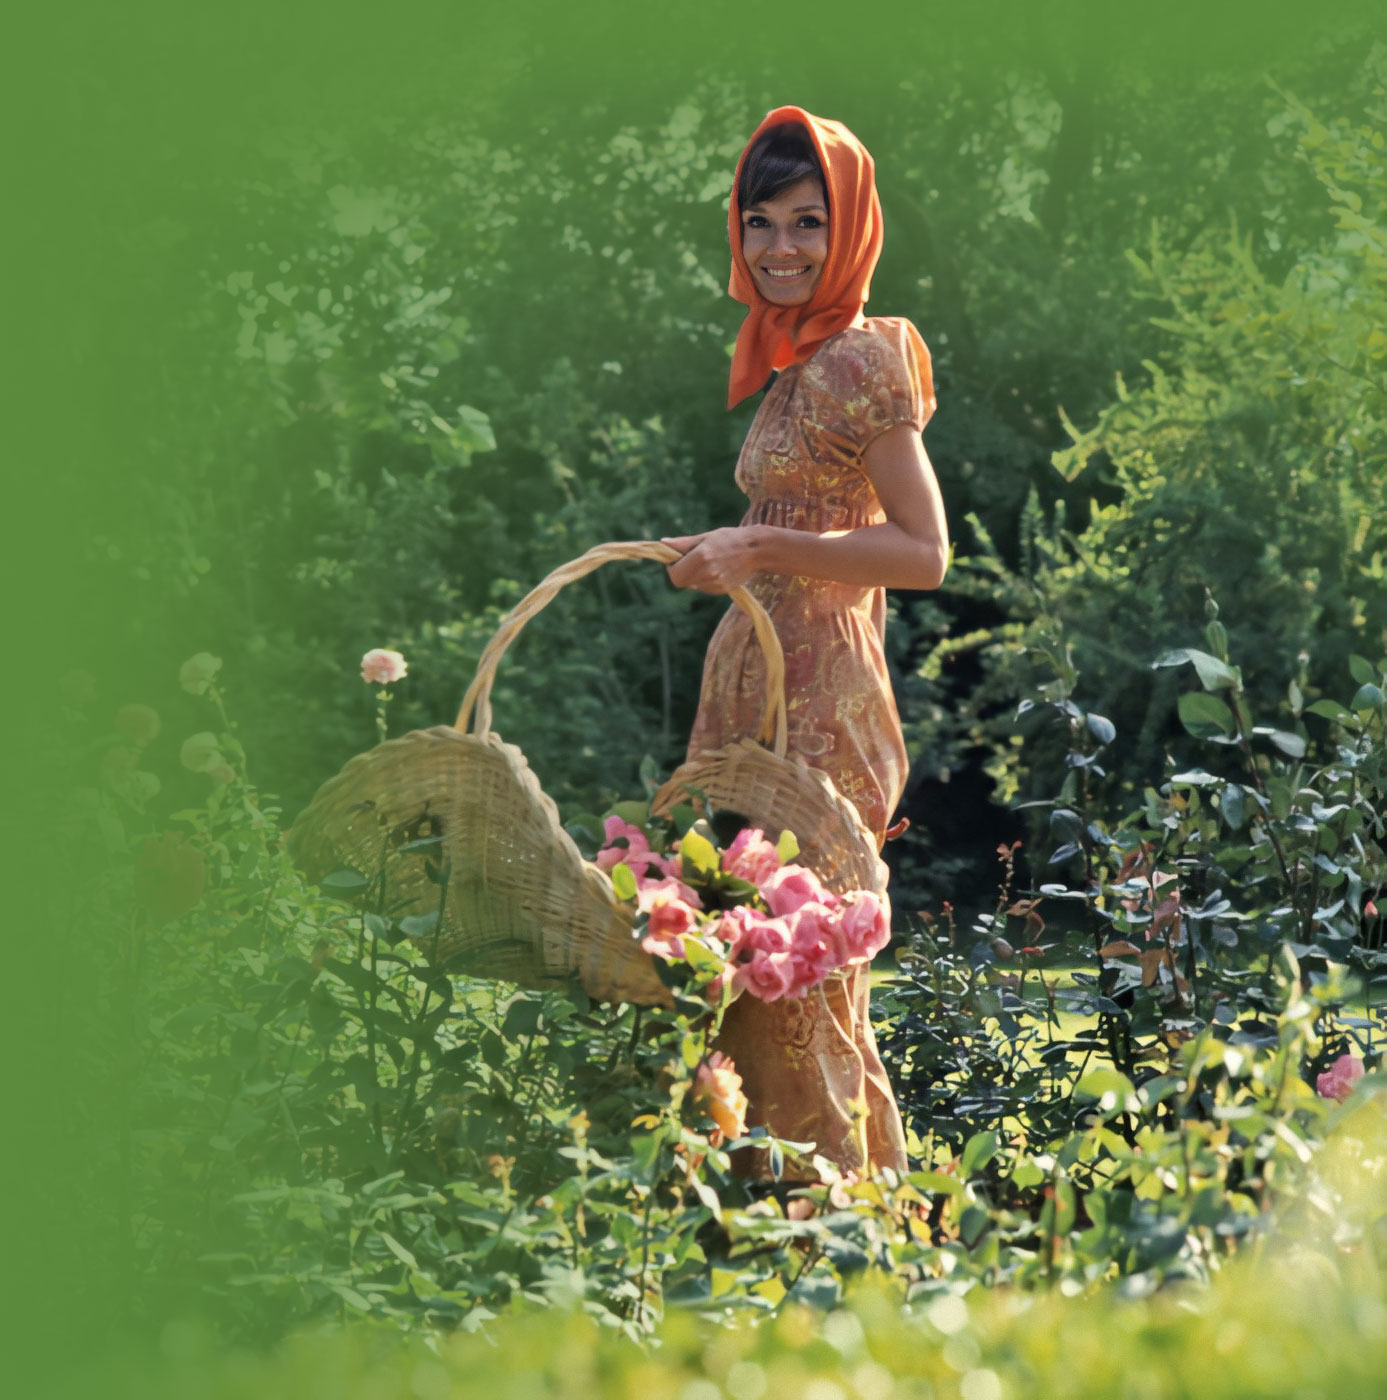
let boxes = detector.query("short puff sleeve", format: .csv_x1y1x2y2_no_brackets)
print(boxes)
813,317,936,458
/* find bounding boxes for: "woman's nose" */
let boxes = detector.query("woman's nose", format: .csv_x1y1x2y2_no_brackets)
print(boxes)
769,225,799,254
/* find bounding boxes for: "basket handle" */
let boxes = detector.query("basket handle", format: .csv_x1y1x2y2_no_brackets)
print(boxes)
454,540,788,758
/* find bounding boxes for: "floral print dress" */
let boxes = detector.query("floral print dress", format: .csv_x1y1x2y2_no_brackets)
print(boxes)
684,314,935,1179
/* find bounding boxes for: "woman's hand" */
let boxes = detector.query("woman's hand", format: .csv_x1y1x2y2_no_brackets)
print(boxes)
661,527,764,595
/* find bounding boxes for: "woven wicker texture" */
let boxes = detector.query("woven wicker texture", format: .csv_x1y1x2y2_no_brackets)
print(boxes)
288,539,883,1003
650,741,888,900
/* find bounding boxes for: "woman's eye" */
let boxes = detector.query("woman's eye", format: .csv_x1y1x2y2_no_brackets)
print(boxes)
799,216,823,228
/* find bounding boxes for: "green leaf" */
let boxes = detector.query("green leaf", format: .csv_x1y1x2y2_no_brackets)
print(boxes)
1267,729,1306,758
1086,713,1116,745
379,1231,418,1271
1075,1068,1135,1103
1350,683,1385,711
609,862,638,901
1220,783,1246,830
961,1129,998,1177
1153,647,1238,690
775,829,800,863
1306,699,1351,721
398,911,439,938
680,828,719,876
609,800,650,827
681,937,722,974
1349,653,1378,686
322,868,369,892
1012,1157,1045,1189
455,404,496,453
1178,691,1236,739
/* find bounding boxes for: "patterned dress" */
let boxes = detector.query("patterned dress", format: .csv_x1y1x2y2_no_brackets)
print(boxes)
685,314,935,1179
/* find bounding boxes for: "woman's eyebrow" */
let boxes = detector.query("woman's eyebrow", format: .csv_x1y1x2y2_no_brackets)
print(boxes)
743,203,827,214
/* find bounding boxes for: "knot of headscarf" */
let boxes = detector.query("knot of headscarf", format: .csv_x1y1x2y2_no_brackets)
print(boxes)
727,105,884,410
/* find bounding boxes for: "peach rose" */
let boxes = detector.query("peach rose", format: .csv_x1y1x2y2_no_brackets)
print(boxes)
694,1051,748,1140
360,648,407,685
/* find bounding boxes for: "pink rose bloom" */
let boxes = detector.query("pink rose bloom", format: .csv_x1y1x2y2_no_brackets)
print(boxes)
646,870,703,908
179,652,223,696
361,648,407,685
786,951,829,998
646,849,703,905
760,863,836,917
597,819,694,897
837,890,891,964
717,905,791,960
723,827,783,885
1317,1052,1365,1103
637,877,703,926
787,901,851,979
638,882,700,961
734,949,798,1002
115,704,162,745
596,815,654,873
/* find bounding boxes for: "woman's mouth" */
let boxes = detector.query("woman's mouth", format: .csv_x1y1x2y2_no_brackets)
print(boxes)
762,264,811,280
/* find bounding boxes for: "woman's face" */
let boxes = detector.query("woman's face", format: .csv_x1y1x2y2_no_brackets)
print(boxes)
739,174,829,307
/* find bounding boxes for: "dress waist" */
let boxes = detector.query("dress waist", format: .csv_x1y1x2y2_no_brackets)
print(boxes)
741,495,882,532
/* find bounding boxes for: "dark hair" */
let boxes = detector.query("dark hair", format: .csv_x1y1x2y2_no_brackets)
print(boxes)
737,123,825,212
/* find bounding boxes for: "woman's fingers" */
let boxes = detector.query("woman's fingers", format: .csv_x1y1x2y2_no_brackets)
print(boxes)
660,533,705,554
666,544,729,595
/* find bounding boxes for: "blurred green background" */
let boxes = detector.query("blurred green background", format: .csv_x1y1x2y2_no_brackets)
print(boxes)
10,0,1383,1387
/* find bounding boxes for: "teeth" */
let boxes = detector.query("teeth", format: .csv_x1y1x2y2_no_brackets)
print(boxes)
765,266,809,278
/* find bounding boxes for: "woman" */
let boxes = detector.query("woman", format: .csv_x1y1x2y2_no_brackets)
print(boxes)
661,106,949,1180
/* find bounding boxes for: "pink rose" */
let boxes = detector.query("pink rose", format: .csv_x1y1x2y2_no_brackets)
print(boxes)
115,704,161,745
179,732,224,773
836,890,891,964
734,949,798,1002
717,905,791,960
1316,1052,1365,1103
179,652,223,696
787,900,851,978
760,864,835,917
785,952,826,998
723,827,783,885
360,648,407,685
638,882,700,961
596,815,653,871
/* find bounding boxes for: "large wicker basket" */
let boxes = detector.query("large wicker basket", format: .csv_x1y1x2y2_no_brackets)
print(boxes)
286,540,887,1004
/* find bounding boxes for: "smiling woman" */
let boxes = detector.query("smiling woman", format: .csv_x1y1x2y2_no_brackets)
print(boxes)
661,105,950,1183
737,125,830,306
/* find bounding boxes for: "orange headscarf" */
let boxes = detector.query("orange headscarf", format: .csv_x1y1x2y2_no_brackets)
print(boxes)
727,106,885,410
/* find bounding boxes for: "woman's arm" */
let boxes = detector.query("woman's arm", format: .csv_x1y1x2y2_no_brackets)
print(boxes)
663,423,949,594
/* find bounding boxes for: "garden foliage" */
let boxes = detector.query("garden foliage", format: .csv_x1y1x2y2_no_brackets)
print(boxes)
76,597,1386,1345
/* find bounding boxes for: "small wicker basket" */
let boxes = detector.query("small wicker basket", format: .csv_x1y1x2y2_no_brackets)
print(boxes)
286,540,887,1005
